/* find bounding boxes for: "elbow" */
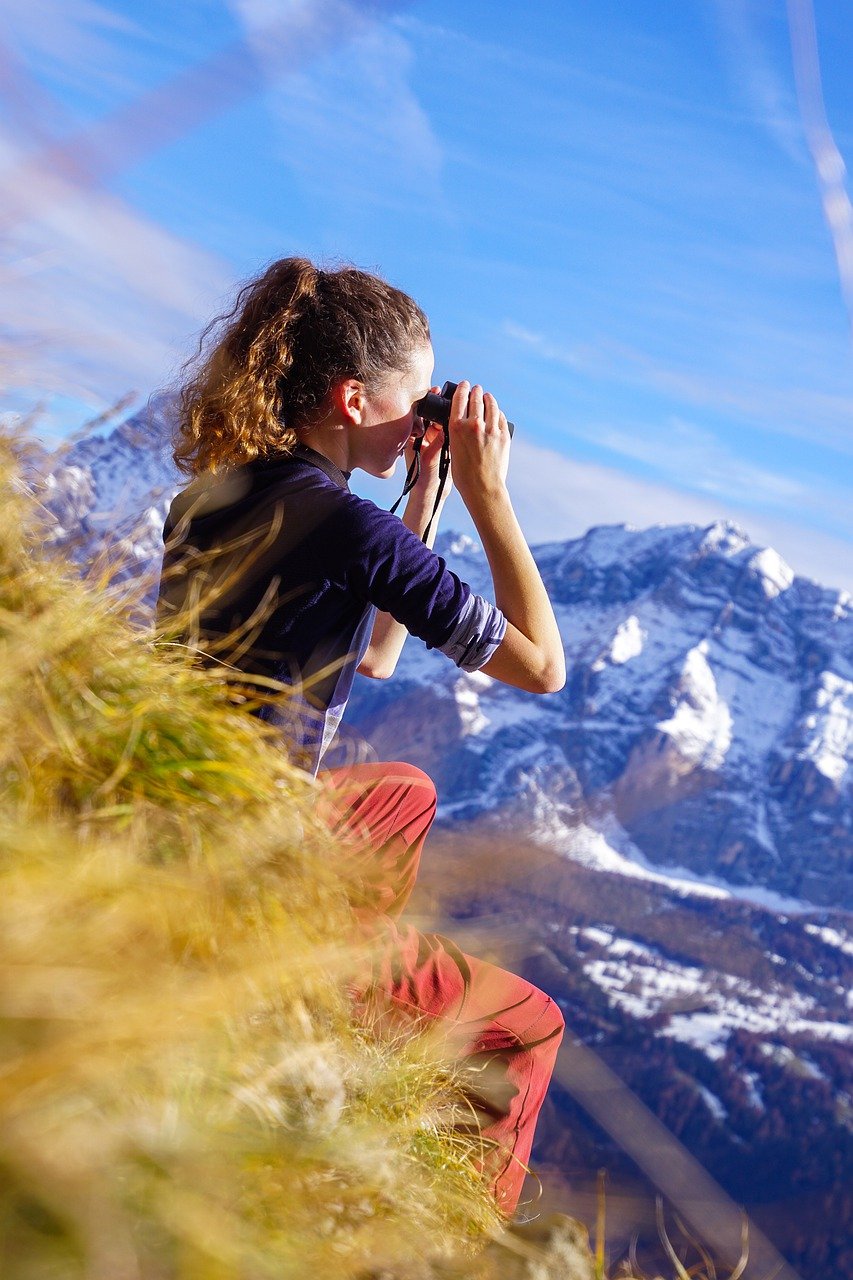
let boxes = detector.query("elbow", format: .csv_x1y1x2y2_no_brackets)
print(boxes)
536,668,566,695
542,669,566,695
532,653,566,695
356,659,396,680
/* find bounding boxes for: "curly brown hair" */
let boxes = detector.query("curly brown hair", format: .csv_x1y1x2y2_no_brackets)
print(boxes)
172,257,431,476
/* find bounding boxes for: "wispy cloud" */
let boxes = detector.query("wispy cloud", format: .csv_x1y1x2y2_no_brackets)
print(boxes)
569,414,807,507
1,0,416,415
503,438,853,594
2,1,413,236
504,321,853,454
229,0,444,210
710,0,853,332
788,0,853,334
710,0,804,162
0,0,152,106
396,12,756,130
0,180,234,409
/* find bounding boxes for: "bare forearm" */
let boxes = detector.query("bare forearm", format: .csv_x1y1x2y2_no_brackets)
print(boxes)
466,484,564,690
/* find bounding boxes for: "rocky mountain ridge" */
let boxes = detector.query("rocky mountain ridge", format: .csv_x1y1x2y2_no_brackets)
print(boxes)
346,522,852,910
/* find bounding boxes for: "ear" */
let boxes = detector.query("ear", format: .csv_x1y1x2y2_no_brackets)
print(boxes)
333,377,366,426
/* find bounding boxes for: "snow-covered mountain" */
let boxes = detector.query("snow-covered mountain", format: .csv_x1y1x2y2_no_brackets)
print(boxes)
345,523,853,911
30,393,182,579
28,399,853,910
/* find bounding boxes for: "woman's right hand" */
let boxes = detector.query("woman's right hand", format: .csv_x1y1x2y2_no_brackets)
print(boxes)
447,380,511,508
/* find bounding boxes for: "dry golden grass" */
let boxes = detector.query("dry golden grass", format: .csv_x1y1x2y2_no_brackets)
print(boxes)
0,433,507,1279
0,430,754,1280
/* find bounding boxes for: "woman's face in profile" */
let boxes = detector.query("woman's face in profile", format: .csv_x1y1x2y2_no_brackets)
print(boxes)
355,342,435,479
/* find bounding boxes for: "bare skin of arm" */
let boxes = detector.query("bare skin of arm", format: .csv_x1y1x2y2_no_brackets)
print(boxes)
449,381,565,695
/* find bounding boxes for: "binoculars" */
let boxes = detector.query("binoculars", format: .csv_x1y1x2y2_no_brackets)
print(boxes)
393,380,516,541
415,381,515,437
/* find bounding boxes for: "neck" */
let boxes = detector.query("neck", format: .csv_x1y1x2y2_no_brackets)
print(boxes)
294,423,353,474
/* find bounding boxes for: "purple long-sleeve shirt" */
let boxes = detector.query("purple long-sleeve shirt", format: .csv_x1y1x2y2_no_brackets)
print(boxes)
157,444,506,773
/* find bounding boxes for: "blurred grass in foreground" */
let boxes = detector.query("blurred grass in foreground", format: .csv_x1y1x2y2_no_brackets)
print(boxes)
1,428,756,1280
0,430,513,1279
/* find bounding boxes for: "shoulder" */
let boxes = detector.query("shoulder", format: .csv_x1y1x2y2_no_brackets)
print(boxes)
331,491,445,571
163,467,255,537
331,489,406,539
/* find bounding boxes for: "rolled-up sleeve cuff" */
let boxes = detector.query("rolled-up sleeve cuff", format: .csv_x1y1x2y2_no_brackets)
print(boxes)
436,592,507,672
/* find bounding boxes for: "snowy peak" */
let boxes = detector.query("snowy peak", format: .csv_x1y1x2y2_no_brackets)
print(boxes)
546,518,802,617
29,394,182,575
747,547,794,599
357,520,852,907
698,518,752,555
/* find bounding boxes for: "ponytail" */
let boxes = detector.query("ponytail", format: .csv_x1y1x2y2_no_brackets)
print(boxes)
172,257,429,476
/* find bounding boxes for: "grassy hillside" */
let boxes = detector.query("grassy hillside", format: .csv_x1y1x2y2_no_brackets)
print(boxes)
0,433,526,1279
1,431,757,1279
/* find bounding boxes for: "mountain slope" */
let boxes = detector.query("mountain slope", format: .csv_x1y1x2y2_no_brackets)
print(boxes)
346,523,852,910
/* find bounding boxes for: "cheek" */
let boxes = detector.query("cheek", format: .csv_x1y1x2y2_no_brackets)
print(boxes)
371,393,408,426
389,404,414,434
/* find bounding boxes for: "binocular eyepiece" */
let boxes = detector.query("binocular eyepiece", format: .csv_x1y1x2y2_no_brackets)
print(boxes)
414,381,515,437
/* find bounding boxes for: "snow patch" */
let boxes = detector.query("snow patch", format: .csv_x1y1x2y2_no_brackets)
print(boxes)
798,671,852,785
592,615,644,671
665,1013,729,1060
753,798,778,858
697,1083,728,1122
445,533,481,557
573,934,844,1064
748,547,794,599
657,642,732,769
803,923,853,956
579,926,615,948
543,811,815,913
742,1070,764,1111
832,592,850,621
759,1043,839,1074
453,671,492,737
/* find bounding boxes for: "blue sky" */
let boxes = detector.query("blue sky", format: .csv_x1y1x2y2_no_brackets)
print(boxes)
1,0,852,589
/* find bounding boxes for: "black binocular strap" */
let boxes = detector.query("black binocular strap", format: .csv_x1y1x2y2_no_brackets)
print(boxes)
389,435,421,514
389,428,451,544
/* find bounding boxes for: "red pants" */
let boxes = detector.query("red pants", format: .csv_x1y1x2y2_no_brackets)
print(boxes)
318,761,564,1217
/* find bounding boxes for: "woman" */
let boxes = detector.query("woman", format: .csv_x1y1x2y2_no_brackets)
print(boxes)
157,257,566,1216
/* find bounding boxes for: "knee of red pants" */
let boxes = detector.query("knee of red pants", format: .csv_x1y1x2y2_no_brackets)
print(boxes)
536,993,565,1047
451,955,565,1046
325,767,436,866
363,931,566,1070
461,988,565,1085
320,757,438,829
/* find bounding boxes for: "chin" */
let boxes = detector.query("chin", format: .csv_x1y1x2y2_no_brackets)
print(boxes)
373,460,398,480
